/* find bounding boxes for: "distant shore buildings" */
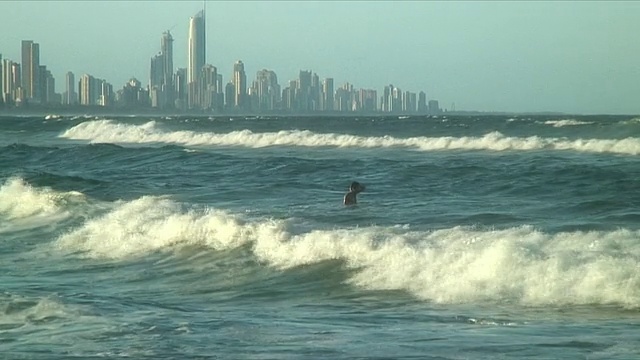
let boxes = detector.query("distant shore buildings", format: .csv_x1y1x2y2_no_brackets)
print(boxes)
0,9,442,115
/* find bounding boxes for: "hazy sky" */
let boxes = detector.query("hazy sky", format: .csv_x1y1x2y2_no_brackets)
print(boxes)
1,1,639,114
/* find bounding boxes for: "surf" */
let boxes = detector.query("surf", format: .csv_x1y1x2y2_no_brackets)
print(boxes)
52,195,640,308
60,119,640,155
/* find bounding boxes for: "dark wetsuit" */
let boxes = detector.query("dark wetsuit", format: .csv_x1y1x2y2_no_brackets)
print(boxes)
344,182,365,205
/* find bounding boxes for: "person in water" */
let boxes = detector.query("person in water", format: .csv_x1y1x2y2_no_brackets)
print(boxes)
344,181,365,205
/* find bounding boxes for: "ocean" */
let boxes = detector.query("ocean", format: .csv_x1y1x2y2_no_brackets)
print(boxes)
1,113,639,359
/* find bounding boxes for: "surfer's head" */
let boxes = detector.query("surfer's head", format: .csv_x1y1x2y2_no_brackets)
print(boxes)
350,181,363,192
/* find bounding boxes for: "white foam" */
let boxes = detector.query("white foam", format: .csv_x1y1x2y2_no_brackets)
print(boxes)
619,118,640,125
55,196,255,258
0,294,92,327
56,196,640,308
0,178,84,228
60,120,640,155
544,119,594,127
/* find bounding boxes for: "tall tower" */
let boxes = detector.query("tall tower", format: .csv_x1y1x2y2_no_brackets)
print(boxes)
418,91,427,113
322,78,334,111
188,10,206,84
21,40,40,102
161,31,173,91
65,71,76,105
79,74,94,106
187,10,205,108
3,60,20,104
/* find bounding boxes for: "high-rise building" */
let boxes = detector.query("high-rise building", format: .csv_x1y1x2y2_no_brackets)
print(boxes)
64,71,76,105
253,69,279,111
335,85,351,112
188,11,205,85
99,81,113,107
359,89,377,112
321,78,334,111
224,82,234,109
117,77,149,108
428,100,440,115
200,64,218,110
187,10,205,108
39,66,55,104
310,72,320,111
403,91,416,113
418,91,427,113
21,40,40,102
297,70,312,111
3,61,21,104
232,60,247,108
174,68,187,109
161,31,173,95
79,74,95,106
150,30,175,109
38,65,52,104
382,85,393,112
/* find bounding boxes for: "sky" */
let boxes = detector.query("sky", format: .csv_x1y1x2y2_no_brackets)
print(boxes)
1,1,639,115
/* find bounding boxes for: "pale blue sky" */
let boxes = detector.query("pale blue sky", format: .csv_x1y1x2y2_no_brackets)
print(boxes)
1,1,639,114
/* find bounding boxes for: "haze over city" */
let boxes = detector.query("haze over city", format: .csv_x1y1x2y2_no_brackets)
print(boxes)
1,1,639,115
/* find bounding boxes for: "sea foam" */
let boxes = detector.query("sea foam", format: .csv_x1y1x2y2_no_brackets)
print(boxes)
56,196,640,307
60,120,640,155
0,178,84,230
543,119,594,127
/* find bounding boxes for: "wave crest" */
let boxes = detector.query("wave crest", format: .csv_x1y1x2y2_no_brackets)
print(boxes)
56,196,640,307
0,177,84,222
60,120,640,155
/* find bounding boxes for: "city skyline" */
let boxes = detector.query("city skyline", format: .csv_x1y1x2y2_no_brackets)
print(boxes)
0,7,438,115
1,1,639,114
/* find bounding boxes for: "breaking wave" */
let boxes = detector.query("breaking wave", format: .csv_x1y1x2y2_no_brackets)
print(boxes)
55,195,640,308
60,120,640,155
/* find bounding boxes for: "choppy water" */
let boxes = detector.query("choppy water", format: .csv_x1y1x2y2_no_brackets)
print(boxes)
1,114,640,359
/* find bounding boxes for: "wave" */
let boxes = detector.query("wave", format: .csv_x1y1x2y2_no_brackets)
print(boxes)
60,120,640,155
619,118,640,125
0,177,84,224
55,196,640,308
0,294,83,327
544,119,594,127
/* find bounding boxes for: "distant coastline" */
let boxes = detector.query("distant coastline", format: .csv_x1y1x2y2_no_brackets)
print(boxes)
0,105,578,118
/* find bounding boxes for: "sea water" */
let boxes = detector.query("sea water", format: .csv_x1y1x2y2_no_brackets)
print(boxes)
1,114,639,359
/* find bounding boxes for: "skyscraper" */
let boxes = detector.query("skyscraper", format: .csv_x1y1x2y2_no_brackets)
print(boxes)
254,69,279,111
174,68,187,109
79,74,95,106
428,100,440,115
39,65,55,104
187,10,205,108
188,10,205,84
297,70,311,111
200,64,218,109
65,71,76,105
232,60,247,108
3,61,21,104
161,31,173,95
322,78,334,111
21,40,40,102
418,91,427,113
150,30,175,109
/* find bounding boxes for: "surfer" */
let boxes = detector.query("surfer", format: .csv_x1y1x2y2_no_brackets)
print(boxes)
344,181,365,205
